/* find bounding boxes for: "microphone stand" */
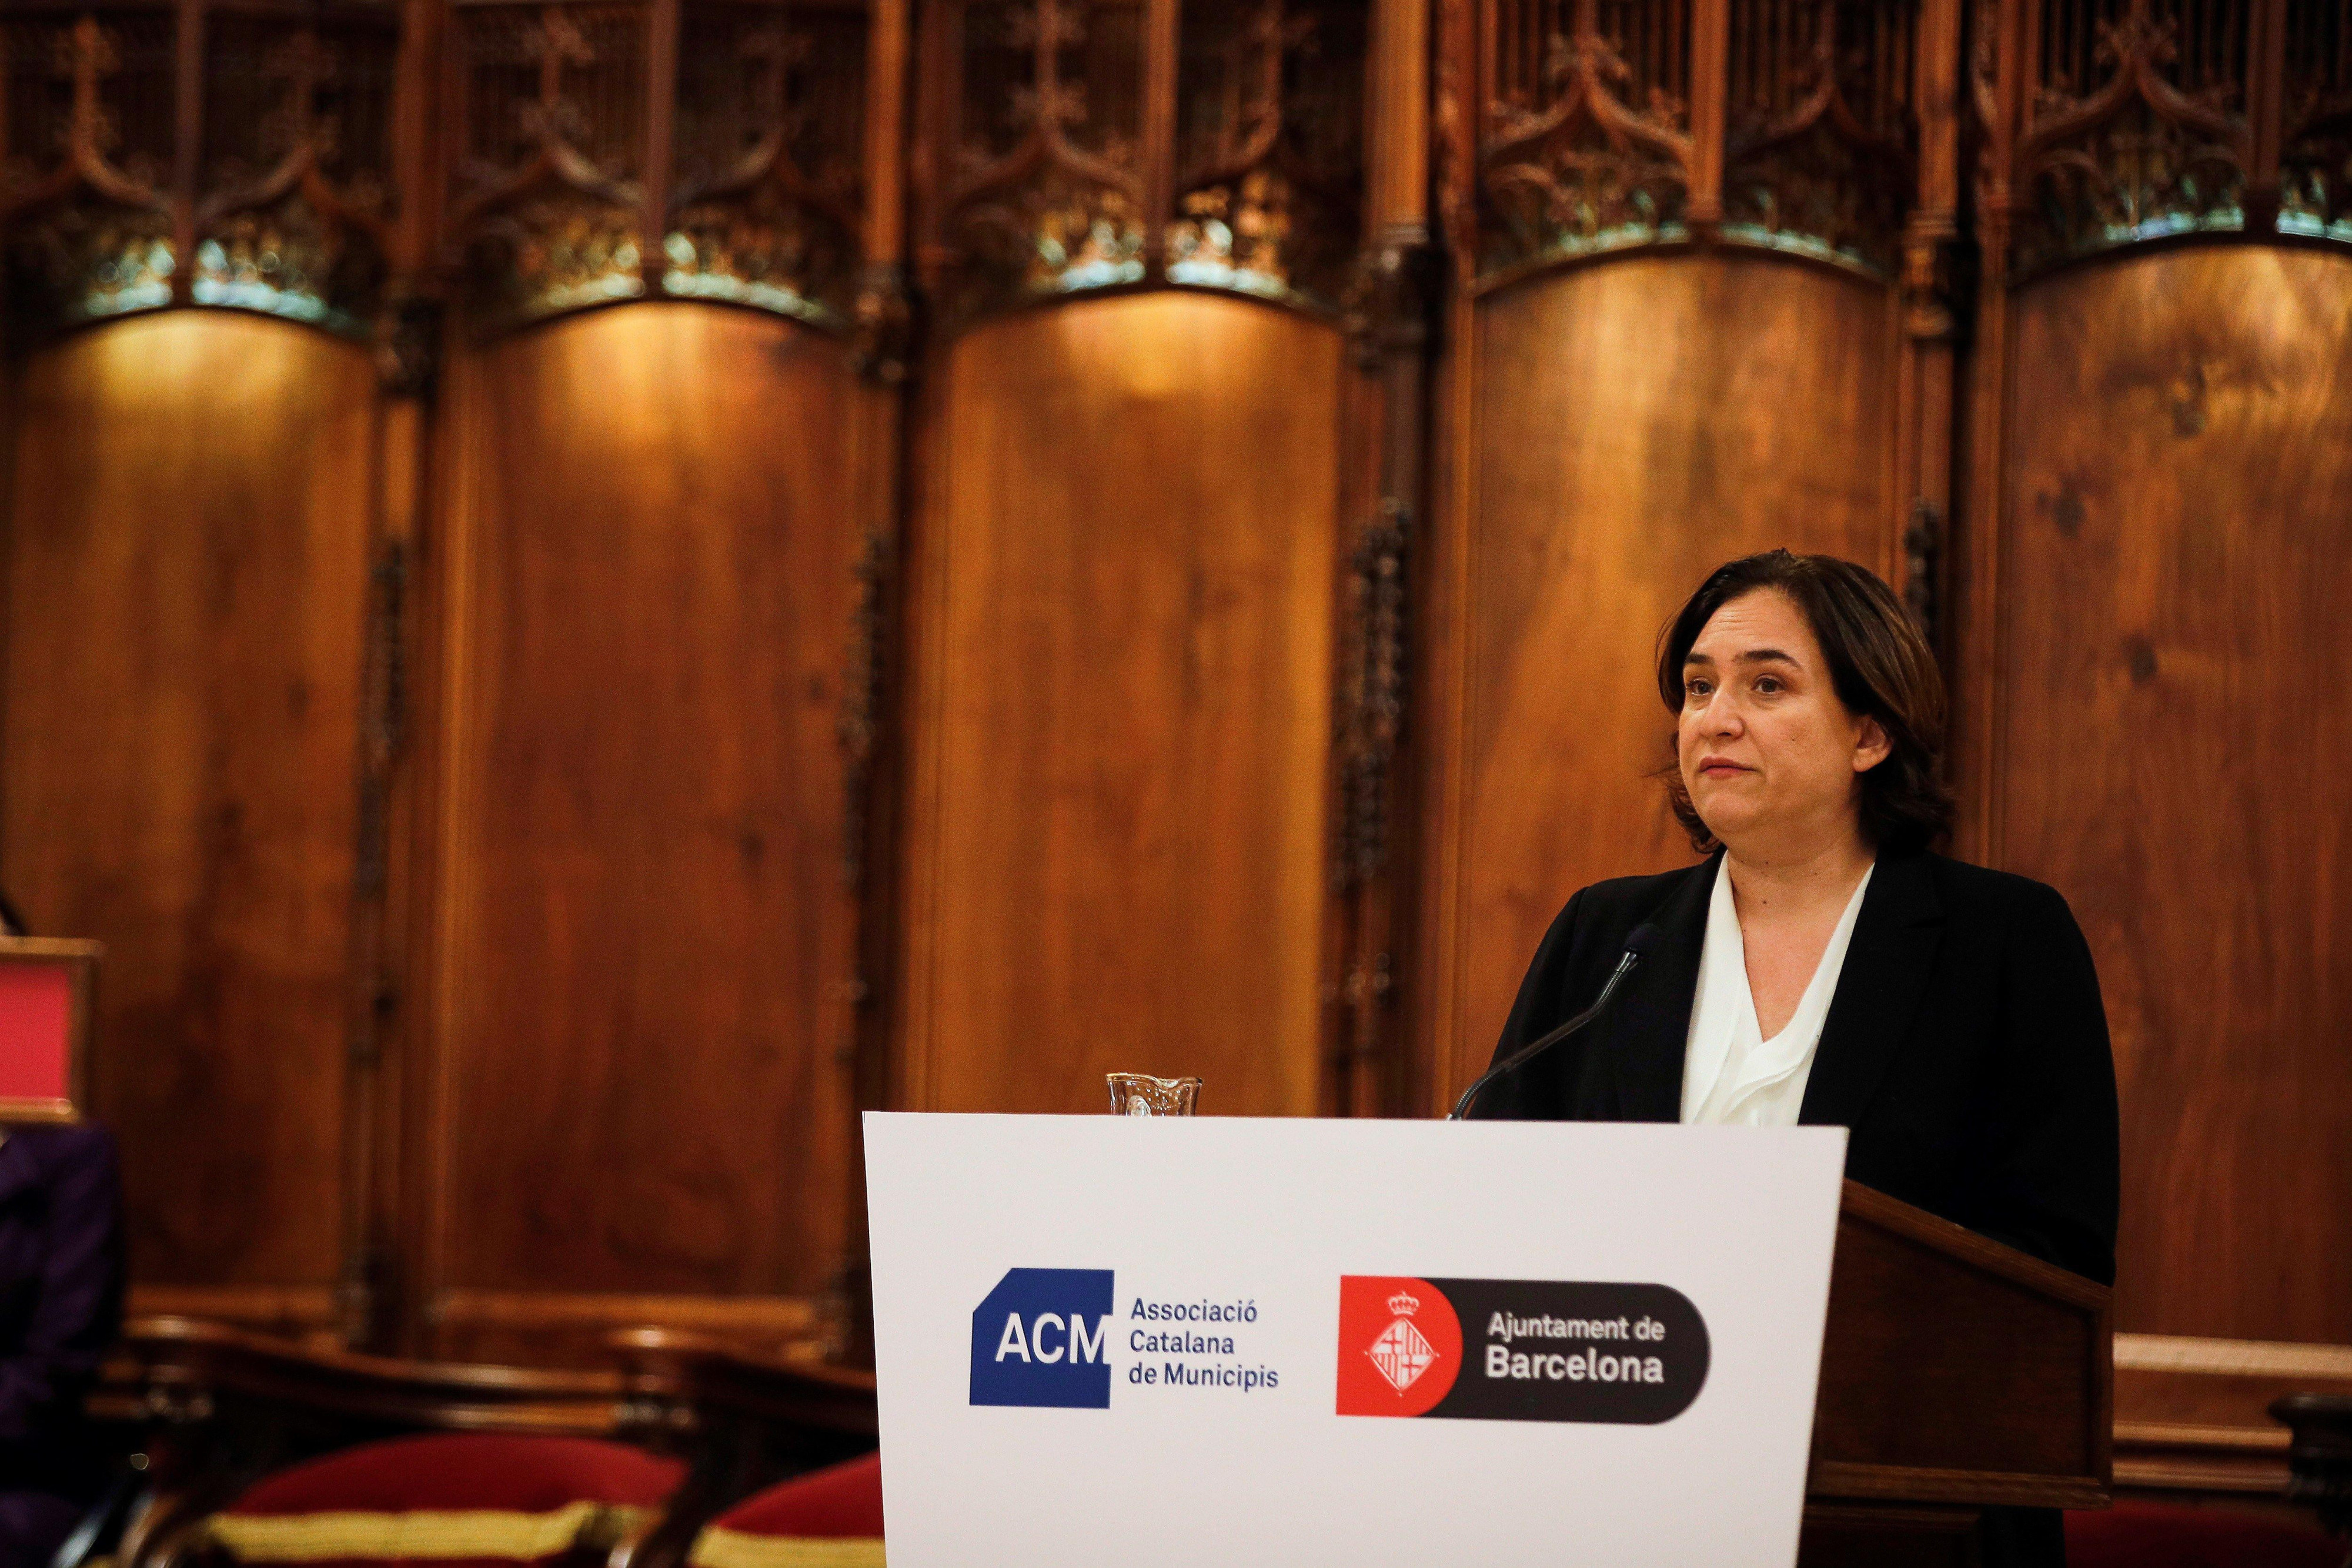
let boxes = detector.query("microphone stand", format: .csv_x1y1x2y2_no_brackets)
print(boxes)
1449,928,1655,1121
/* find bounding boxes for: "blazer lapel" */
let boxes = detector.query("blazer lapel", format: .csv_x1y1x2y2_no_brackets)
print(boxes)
1799,850,1945,1129
1608,853,1718,1122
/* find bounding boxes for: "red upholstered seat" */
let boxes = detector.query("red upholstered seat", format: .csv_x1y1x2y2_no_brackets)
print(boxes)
688,1454,884,1568
2066,1499,2343,1568
210,1433,684,1568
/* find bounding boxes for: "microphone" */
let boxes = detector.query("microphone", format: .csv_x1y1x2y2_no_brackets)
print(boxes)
1448,923,1659,1121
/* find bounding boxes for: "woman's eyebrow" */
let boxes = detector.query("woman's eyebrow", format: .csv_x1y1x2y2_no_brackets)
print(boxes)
1685,648,1802,668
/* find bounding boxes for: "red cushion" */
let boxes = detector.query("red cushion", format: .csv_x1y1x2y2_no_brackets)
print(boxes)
213,1435,684,1568
228,1434,682,1514
2066,1499,2342,1568
704,1454,884,1540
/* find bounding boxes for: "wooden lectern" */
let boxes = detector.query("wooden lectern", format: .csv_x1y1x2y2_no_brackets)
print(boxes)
1800,1181,2112,1566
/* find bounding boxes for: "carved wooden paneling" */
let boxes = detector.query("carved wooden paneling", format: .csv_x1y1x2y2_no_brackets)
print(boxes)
898,294,1341,1117
1169,0,1364,305
1477,0,1699,270
1993,246,2352,1342
0,3,399,339
1474,0,1927,279
2009,0,2257,274
921,0,1151,319
667,1,868,321
446,0,867,332
0,8,181,327
915,0,1364,324
424,305,864,1359
195,6,399,330
0,0,2336,1379
1969,0,2352,273
2278,0,2352,237
447,2,654,323
1435,255,1899,1093
0,314,375,1302
1721,0,1917,273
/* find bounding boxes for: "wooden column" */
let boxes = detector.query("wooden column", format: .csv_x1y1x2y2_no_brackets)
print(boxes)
1337,0,1441,1117
1420,0,1482,1115
840,0,916,1370
359,0,452,1358
1686,0,1730,232
1896,0,1966,662
1953,0,2029,865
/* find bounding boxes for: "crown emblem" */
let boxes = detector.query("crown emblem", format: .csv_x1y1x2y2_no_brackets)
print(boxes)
1387,1290,1419,1318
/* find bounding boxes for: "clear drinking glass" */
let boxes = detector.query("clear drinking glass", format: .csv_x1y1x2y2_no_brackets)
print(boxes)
1106,1073,1201,1116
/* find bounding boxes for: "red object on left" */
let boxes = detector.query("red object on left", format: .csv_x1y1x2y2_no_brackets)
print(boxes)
0,960,72,1101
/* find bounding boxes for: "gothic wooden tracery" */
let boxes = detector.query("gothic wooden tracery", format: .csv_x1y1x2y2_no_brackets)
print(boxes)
0,0,2345,339
1472,0,1927,281
1478,0,1699,272
1720,0,1918,274
2279,0,2351,236
446,0,868,333
0,1,396,340
915,0,1365,326
1976,0,2349,277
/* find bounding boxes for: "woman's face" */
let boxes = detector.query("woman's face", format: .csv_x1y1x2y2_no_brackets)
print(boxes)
1677,589,1890,857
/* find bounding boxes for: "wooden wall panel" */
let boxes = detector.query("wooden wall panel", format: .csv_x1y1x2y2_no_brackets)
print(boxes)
1996,246,2352,1345
1438,255,1900,1095
901,295,1341,1119
427,304,863,1356
0,314,374,1313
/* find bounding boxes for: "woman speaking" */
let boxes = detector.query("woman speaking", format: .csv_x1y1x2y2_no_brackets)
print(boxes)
1469,550,2118,1567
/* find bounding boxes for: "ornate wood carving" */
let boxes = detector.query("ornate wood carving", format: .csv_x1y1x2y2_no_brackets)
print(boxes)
1,9,181,333
2277,0,2352,237
1334,496,1409,889
196,8,399,332
1903,496,1940,640
1720,0,1919,276
1170,0,1364,307
1476,0,1698,275
847,257,910,379
1475,0,1926,279
2003,0,2256,275
917,0,1363,325
667,0,867,323
0,5,397,342
447,3,653,325
921,0,1152,320
1467,0,2352,286
446,0,866,334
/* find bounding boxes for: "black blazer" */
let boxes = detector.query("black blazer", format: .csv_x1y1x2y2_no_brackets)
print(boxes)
1475,847,2121,1287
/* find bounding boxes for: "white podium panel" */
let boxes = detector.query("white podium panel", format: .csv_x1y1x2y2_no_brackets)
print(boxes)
866,1113,1846,1568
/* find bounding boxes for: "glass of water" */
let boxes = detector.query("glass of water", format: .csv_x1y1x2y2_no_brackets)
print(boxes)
1106,1074,1201,1116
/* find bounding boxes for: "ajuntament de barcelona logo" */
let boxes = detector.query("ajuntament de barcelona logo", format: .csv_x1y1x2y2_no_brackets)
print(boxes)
1337,1275,1709,1424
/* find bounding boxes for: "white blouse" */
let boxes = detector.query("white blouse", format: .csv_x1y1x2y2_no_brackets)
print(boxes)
1679,858,1875,1127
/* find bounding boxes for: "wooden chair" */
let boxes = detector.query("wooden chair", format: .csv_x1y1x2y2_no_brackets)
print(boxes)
676,1454,884,1568
108,1315,642,1568
605,1329,878,1568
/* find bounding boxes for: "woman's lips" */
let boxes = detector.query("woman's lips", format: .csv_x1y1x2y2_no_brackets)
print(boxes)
1697,760,1751,779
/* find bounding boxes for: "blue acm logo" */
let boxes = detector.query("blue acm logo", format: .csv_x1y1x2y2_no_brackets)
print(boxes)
970,1268,1115,1408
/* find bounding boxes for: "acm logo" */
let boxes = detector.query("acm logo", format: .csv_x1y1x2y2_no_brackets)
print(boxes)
969,1268,1115,1409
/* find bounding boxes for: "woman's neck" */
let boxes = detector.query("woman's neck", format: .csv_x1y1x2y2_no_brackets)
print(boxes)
1721,827,1875,922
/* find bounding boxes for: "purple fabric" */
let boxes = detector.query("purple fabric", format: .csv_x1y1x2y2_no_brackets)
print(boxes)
0,1490,80,1568
0,1122,123,1547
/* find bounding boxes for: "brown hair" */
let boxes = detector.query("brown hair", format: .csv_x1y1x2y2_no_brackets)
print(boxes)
1655,550,1954,855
